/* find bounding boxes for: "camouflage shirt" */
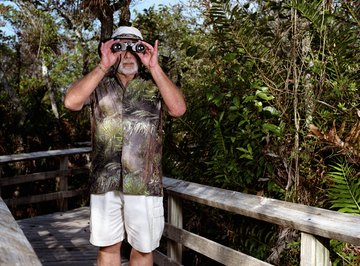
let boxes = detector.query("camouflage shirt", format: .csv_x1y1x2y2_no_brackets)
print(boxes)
89,76,164,196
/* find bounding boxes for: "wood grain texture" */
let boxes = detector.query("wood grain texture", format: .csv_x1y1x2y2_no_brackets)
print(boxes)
300,233,331,266
163,177,360,245
0,197,41,266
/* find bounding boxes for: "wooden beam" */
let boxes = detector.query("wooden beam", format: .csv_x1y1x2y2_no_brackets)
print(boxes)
0,147,91,163
0,168,89,186
163,223,272,266
153,250,183,266
0,197,41,266
163,177,360,245
3,190,84,206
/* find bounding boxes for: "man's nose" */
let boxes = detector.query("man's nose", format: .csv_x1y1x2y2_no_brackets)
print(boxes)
123,51,133,59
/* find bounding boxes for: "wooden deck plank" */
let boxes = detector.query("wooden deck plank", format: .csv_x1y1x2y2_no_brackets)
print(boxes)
18,207,128,266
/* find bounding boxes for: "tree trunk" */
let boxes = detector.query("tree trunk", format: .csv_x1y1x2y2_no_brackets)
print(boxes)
119,0,131,26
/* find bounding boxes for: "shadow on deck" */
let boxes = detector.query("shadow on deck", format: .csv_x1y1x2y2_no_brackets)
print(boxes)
18,207,128,266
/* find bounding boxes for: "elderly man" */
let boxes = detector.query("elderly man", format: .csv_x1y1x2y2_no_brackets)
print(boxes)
64,26,186,266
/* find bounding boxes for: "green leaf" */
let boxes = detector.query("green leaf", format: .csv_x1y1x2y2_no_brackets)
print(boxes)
243,95,256,103
263,106,280,116
262,123,281,137
256,91,274,101
240,154,254,160
237,147,248,153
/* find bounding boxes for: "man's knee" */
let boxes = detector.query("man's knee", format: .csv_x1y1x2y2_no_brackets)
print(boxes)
97,242,122,266
130,248,153,265
99,242,122,253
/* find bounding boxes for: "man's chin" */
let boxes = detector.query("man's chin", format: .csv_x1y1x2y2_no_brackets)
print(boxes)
120,69,138,75
118,66,138,76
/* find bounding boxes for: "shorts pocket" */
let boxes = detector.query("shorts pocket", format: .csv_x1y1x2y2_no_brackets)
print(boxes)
152,197,164,246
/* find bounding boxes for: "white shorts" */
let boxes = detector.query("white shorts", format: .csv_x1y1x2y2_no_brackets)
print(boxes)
89,191,164,253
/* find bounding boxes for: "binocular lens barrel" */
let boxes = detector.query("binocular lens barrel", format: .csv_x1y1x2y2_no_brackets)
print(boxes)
111,42,145,53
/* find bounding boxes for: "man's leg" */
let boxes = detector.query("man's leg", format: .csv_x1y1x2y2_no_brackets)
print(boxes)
90,191,125,266
124,195,164,266
97,242,122,266
129,248,153,266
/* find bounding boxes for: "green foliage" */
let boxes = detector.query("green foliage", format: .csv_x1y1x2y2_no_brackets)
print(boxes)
204,84,283,192
330,239,360,266
327,161,360,215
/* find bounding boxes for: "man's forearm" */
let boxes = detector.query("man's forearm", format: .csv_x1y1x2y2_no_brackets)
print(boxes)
64,65,107,111
150,65,186,117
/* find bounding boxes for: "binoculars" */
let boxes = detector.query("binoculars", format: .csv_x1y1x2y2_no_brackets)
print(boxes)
111,42,145,53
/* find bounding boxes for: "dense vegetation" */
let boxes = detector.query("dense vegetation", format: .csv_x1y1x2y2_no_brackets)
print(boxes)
0,0,359,265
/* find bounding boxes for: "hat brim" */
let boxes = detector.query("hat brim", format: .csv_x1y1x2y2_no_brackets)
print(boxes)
113,34,142,40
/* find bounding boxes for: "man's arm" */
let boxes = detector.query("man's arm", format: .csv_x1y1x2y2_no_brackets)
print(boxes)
64,39,118,111
64,65,106,111
150,65,186,117
138,40,186,118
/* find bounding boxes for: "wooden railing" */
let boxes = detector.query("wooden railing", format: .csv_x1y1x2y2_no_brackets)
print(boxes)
162,179,360,266
0,147,91,211
0,148,359,266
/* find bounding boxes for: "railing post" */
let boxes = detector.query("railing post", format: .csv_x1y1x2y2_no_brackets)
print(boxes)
167,194,183,264
57,156,68,211
300,232,331,266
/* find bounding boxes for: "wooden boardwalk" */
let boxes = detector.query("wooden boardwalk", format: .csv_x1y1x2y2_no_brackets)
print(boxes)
18,207,129,266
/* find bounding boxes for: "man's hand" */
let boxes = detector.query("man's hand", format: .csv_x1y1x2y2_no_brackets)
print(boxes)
137,40,159,70
99,39,121,70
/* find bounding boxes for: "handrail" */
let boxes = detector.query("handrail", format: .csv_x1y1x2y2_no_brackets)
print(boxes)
0,147,92,163
0,196,41,265
0,148,359,266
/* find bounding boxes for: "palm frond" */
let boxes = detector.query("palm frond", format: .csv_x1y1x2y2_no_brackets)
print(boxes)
327,161,360,214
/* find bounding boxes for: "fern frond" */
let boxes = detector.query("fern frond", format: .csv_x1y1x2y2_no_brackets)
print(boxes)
293,0,331,34
213,119,227,155
327,161,360,215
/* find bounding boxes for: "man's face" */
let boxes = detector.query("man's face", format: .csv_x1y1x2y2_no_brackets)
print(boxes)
116,39,139,76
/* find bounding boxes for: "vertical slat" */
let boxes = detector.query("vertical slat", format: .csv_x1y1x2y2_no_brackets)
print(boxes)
57,156,69,211
300,232,331,266
167,194,183,264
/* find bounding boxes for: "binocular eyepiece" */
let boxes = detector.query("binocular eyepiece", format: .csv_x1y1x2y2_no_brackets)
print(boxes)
111,42,145,53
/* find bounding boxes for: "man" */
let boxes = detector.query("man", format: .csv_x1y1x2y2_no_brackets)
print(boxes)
64,26,186,266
